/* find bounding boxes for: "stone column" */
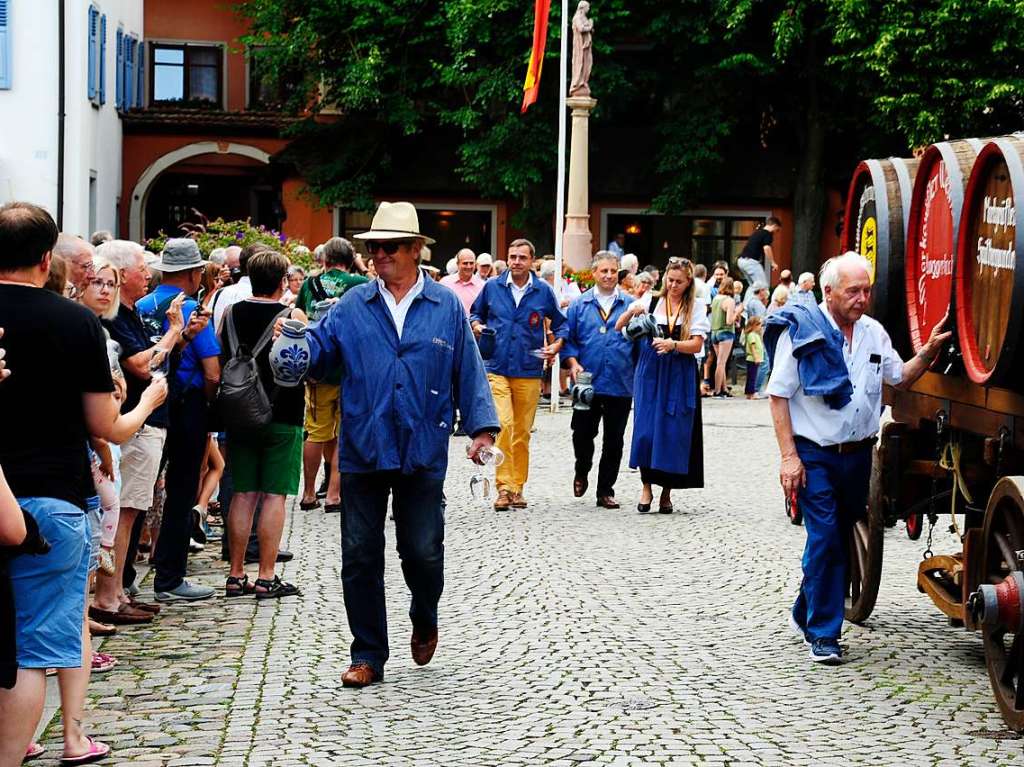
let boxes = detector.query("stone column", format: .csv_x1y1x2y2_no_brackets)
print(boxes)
563,95,597,271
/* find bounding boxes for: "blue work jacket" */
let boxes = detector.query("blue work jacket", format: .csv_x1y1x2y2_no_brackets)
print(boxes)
469,273,566,379
557,288,635,398
765,303,853,410
306,277,499,478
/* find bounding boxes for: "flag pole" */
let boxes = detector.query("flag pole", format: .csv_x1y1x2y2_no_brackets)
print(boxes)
550,0,568,414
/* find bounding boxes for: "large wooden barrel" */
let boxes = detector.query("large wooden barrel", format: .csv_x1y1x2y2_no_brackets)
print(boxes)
905,139,984,352
842,157,919,354
955,136,1024,385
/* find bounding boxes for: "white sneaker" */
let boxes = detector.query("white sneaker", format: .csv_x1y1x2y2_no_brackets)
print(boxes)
189,538,205,553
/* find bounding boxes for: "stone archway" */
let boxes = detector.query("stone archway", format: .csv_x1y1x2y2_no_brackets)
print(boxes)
128,141,272,242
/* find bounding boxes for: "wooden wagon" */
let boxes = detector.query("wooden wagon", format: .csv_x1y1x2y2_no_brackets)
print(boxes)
836,134,1024,730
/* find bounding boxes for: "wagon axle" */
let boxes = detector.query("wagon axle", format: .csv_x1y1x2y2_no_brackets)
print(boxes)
970,572,1024,633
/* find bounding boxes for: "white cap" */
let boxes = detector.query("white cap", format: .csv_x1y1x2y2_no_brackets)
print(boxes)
477,253,493,266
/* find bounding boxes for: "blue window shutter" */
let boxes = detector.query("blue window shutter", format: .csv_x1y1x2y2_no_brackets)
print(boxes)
0,0,11,90
99,15,106,104
115,28,123,109
135,40,144,107
124,39,132,109
87,7,97,101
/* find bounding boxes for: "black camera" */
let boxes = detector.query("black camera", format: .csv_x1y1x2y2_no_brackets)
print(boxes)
571,371,595,411
621,313,662,342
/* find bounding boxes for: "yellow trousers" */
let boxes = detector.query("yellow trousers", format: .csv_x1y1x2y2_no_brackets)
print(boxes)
487,374,541,493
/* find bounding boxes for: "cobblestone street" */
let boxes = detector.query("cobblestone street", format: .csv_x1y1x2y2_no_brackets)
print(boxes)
34,400,1024,766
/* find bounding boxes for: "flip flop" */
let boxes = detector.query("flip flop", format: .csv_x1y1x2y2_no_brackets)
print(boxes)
60,737,110,765
299,499,321,510
24,742,45,762
323,503,342,514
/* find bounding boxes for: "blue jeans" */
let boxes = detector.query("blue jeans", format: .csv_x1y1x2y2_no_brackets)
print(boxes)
340,471,445,674
791,438,872,641
755,360,770,392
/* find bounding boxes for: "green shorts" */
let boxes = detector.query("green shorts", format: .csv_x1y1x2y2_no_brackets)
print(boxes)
228,423,303,496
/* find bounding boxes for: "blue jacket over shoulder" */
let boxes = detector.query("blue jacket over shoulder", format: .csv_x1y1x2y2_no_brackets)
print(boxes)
305,277,499,478
469,274,566,379
764,303,853,410
557,289,634,397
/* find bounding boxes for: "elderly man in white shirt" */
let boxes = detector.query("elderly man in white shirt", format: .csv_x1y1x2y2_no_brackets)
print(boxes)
768,252,949,665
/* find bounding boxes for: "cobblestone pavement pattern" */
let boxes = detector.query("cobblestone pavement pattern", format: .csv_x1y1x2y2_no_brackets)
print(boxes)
34,401,1024,766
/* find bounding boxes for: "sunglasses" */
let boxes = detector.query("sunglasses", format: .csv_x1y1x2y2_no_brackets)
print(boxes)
364,239,414,255
667,257,692,266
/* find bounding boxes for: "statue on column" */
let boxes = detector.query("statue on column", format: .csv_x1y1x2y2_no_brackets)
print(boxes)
569,1,593,98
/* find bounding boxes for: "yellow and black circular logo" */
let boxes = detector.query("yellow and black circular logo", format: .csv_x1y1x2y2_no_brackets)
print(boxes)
860,216,877,282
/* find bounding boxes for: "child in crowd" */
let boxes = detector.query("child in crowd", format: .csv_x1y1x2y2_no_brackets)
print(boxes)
744,315,765,400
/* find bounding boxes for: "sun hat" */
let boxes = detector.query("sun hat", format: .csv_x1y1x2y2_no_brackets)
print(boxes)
352,201,435,245
151,238,207,272
477,253,493,266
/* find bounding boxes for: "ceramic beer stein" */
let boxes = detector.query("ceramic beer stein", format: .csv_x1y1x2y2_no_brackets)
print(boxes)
269,319,311,387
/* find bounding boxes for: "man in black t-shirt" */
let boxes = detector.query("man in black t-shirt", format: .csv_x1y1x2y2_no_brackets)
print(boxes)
737,216,781,301
0,203,120,765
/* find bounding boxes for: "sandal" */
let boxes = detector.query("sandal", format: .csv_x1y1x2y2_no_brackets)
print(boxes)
24,742,44,762
225,574,255,598
254,576,300,600
299,499,321,510
97,548,116,577
91,651,117,673
60,736,110,765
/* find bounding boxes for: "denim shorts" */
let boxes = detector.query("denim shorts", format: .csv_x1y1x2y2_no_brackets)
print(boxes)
712,330,736,344
9,497,91,668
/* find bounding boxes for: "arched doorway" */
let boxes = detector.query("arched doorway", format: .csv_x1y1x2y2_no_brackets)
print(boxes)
129,141,284,242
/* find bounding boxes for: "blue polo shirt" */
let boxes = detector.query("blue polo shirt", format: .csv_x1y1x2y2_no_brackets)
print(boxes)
469,272,566,379
558,288,635,398
305,277,499,478
136,285,220,393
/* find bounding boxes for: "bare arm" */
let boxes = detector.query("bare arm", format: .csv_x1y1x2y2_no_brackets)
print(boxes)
770,395,805,496
614,303,645,332
82,391,122,443
201,356,221,401
725,297,743,325
0,465,26,546
105,378,168,443
763,244,776,272
896,319,952,390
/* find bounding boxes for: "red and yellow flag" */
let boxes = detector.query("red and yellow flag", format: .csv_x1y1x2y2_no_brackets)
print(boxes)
521,0,551,113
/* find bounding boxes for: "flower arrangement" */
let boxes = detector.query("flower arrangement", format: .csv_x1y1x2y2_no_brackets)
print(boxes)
146,214,315,271
568,268,595,290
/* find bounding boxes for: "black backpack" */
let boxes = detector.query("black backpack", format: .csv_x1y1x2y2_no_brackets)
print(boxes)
216,305,290,432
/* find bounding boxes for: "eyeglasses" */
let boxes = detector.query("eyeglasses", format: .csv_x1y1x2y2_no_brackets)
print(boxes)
364,240,413,255
88,278,118,291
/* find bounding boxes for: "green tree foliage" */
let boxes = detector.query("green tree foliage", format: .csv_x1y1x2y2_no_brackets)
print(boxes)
237,0,1024,267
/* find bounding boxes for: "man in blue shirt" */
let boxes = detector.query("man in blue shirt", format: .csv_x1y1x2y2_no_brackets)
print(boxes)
301,202,498,689
470,239,566,510
137,239,221,602
559,252,635,508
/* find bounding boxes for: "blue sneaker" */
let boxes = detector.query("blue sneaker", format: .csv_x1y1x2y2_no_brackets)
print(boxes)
787,611,809,646
809,638,842,665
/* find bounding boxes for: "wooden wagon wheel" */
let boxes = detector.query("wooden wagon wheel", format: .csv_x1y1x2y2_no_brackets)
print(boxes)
845,446,885,623
979,476,1024,732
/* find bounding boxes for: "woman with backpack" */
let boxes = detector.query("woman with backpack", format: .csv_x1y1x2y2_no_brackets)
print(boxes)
218,251,306,600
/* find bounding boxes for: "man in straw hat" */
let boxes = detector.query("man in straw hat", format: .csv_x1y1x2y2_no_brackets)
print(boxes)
297,202,499,688
137,238,221,603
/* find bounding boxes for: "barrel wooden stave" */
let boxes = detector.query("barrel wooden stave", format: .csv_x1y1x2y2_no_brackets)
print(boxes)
955,136,1024,387
905,140,981,353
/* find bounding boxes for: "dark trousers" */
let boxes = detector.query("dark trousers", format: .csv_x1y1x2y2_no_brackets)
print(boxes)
153,389,209,593
218,435,260,562
745,361,760,395
340,471,445,674
571,395,632,498
791,438,872,641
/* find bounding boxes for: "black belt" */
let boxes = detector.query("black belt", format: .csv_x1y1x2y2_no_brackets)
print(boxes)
795,436,876,455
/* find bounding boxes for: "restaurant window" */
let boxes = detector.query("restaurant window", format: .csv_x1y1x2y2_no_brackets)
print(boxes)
150,42,222,107
690,216,763,270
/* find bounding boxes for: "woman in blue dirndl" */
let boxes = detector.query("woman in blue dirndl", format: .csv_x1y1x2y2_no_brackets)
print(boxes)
616,258,709,514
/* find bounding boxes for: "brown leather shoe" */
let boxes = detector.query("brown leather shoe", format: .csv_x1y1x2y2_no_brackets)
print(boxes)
494,489,513,511
411,626,438,666
596,495,620,509
573,476,588,497
89,605,153,625
127,597,161,614
511,492,527,508
341,663,380,688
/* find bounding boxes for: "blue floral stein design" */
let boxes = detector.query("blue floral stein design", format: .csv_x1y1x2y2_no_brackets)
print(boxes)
269,319,311,387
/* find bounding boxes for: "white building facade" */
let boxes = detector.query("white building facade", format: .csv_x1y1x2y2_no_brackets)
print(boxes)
0,0,143,236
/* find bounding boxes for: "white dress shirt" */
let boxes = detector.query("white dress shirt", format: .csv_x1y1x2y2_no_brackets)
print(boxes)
594,286,618,314
212,276,252,332
378,269,425,340
506,271,532,307
766,301,903,446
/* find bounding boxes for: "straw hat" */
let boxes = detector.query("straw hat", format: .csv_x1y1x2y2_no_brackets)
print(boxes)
353,201,435,245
